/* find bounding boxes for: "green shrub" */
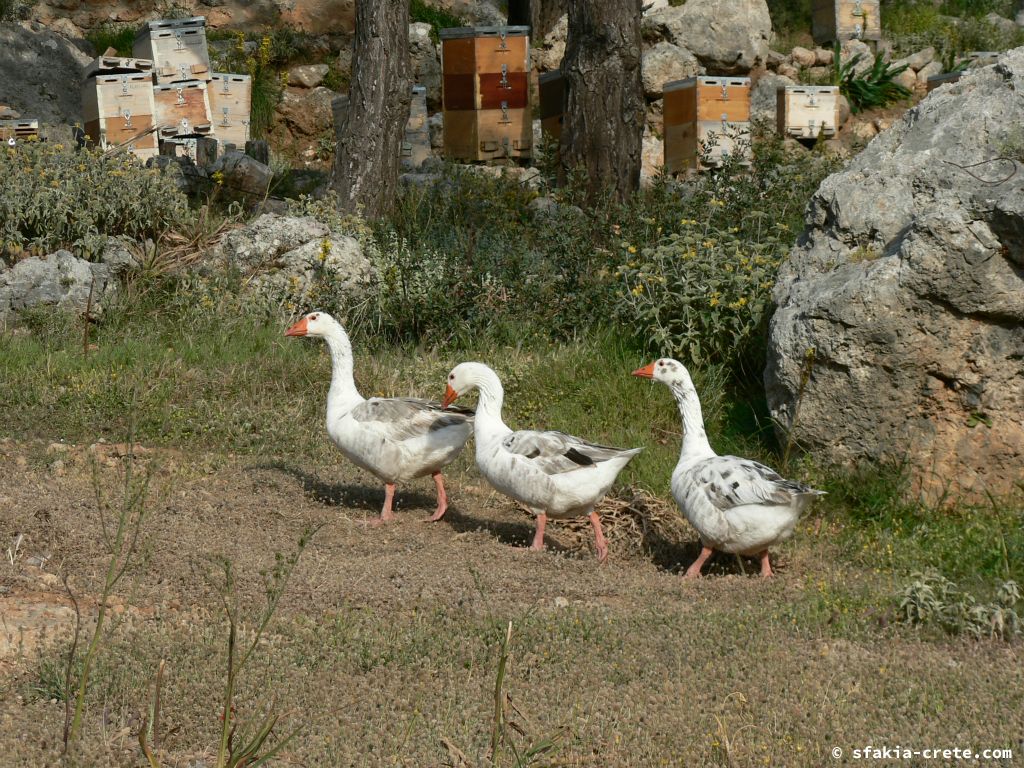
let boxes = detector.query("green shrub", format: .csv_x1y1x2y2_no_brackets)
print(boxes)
883,1,1024,59
0,0,29,21
899,570,1021,640
85,23,136,56
410,0,465,43
833,43,911,112
0,140,194,259
612,221,785,372
211,32,291,140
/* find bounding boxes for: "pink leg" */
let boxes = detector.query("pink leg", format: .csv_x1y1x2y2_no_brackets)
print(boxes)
685,546,715,578
362,483,398,526
424,472,448,522
759,550,774,578
589,510,609,564
530,513,547,551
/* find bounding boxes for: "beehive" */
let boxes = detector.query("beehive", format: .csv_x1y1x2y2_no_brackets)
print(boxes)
133,17,211,85
81,72,159,158
538,69,565,141
440,26,531,162
812,0,881,44
208,73,252,147
402,85,431,170
83,55,155,80
0,119,39,143
663,76,751,174
925,71,963,92
776,85,839,139
153,80,213,138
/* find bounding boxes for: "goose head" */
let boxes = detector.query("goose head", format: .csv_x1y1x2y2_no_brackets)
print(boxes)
442,362,491,408
631,358,693,388
284,311,338,338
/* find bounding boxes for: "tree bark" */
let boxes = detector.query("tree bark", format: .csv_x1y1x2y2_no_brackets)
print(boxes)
560,0,644,204
333,0,410,219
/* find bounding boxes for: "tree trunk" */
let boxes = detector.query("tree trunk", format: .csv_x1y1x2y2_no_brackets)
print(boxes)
333,0,410,219
507,0,531,26
560,0,644,204
507,0,568,41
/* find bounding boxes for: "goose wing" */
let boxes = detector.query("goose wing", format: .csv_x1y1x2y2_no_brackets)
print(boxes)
694,456,823,511
501,430,639,476
351,397,473,442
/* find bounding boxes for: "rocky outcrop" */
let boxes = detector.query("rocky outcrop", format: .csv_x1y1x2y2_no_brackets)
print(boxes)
409,22,442,110
272,85,337,160
642,42,701,98
765,47,1024,503
0,251,115,321
643,0,771,74
212,214,373,307
0,23,89,138
750,72,794,125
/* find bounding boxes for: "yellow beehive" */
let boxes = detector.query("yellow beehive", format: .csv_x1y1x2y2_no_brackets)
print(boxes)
777,85,840,139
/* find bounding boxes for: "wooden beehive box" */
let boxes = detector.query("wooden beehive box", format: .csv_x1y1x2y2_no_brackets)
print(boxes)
538,69,564,141
0,119,39,143
663,76,751,174
440,25,531,162
81,73,159,158
153,80,213,138
402,85,431,170
208,73,252,147
83,54,154,80
134,17,211,85
812,0,881,44
776,85,839,139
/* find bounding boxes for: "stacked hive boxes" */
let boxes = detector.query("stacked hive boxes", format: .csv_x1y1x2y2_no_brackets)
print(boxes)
777,85,840,140
663,76,752,174
812,0,881,45
402,85,431,170
440,26,532,162
0,104,40,144
81,16,252,161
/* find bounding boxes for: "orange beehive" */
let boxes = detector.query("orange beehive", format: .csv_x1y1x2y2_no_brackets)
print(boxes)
812,0,881,44
440,26,531,162
153,80,213,138
663,76,751,173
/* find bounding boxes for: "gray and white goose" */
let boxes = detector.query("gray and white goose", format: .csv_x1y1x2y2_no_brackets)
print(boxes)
443,362,642,562
286,312,473,523
633,358,824,577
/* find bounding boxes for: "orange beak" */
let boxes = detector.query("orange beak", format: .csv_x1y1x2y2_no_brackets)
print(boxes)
631,362,657,379
441,384,459,408
284,317,308,337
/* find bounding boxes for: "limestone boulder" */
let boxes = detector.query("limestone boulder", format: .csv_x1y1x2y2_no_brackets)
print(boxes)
642,42,702,98
0,251,114,321
750,72,794,126
643,0,772,74
765,48,1024,502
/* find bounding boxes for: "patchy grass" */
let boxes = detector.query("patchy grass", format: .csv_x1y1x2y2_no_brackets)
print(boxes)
85,23,136,57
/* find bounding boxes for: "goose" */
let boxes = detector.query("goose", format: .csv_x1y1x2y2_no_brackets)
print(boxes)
632,358,824,577
442,362,642,562
285,312,473,523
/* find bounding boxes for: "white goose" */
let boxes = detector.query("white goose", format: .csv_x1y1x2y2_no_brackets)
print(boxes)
285,312,473,523
443,362,642,562
633,358,824,577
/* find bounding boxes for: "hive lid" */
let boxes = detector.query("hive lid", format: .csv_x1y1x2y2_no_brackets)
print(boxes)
663,75,752,91
781,85,839,93
539,69,563,84
439,25,529,40
135,16,207,39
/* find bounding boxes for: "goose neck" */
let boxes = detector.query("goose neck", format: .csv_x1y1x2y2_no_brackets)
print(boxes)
670,379,714,462
323,324,363,413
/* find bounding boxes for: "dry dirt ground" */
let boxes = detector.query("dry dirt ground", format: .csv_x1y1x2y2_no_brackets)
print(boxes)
1,441,1021,767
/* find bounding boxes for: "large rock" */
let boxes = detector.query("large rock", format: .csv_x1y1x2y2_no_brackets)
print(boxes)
288,64,330,89
0,23,89,140
272,86,337,159
409,22,442,110
0,251,114,320
642,0,771,74
536,13,567,72
639,127,664,185
840,39,874,76
750,72,794,126
765,48,1024,503
213,214,373,307
642,42,702,98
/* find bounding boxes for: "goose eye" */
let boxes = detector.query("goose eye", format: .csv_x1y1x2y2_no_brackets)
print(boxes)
448,373,454,380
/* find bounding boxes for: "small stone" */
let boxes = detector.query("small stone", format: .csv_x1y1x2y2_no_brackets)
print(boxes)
14,456,27,469
48,460,65,476
553,596,570,608
904,46,935,71
791,46,816,68
917,61,943,87
287,64,330,89
814,47,834,67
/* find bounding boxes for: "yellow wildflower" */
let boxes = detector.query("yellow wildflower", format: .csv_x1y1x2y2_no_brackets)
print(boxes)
627,245,637,254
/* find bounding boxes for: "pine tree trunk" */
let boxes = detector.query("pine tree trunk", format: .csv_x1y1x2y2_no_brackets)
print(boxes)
560,0,644,204
333,0,410,219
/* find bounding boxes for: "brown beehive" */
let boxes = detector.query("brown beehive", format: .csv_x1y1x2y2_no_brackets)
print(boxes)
776,85,839,139
133,17,211,85
812,0,881,45
538,69,564,141
663,76,751,174
81,72,159,158
153,80,213,138
440,26,531,162
208,73,252,147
